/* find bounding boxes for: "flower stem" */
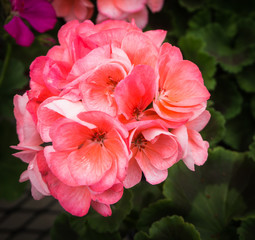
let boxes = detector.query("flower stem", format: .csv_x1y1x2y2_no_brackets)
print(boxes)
0,42,12,87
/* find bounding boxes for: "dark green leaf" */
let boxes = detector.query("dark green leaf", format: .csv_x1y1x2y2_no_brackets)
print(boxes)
200,107,226,147
137,199,181,231
178,0,204,11
237,64,255,93
87,189,133,233
248,136,255,162
237,217,255,240
211,77,243,120
188,184,245,240
134,231,150,240
149,216,200,240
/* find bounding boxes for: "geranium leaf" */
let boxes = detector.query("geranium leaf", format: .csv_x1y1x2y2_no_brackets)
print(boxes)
137,199,181,231
211,77,243,120
200,107,226,147
237,217,255,240
237,64,255,93
187,184,246,240
87,190,133,233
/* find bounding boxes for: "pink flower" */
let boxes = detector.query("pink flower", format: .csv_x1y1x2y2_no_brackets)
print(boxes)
97,0,165,28
4,0,56,46
13,20,211,217
124,122,180,188
52,0,94,22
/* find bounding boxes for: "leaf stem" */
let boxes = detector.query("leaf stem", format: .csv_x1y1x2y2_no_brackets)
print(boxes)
0,42,12,87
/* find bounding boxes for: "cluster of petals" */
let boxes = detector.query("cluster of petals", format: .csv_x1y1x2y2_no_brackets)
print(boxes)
4,0,56,46
51,0,94,22
13,19,210,217
97,0,165,28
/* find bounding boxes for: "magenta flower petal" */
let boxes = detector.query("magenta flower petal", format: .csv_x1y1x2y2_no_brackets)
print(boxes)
19,0,56,33
4,16,34,46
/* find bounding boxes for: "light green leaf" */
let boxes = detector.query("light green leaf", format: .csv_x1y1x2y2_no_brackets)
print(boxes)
237,217,255,240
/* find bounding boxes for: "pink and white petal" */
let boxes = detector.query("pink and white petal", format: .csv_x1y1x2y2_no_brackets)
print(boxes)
91,201,112,217
13,150,38,163
186,110,211,132
121,30,158,67
115,0,146,13
144,30,167,48
136,150,168,184
147,0,164,12
45,172,91,217
13,93,42,146
171,125,189,159
4,17,34,47
68,142,113,186
31,185,45,200
44,146,77,186
123,157,142,188
187,129,209,166
19,170,29,182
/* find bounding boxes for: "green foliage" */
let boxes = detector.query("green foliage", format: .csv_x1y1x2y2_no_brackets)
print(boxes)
237,217,255,240
135,216,201,240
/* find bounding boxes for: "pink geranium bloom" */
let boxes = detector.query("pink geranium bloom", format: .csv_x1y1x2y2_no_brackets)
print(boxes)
97,0,165,28
4,0,56,46
12,20,211,217
52,0,94,22
154,43,211,123
172,110,211,170
124,122,180,188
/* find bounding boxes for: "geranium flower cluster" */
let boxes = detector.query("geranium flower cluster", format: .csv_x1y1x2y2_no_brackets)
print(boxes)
13,20,210,217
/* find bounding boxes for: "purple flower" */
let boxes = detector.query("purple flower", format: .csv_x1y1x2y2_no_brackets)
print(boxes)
4,0,57,47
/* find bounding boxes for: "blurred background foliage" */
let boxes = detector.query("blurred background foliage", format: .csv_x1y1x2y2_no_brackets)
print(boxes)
1,0,255,239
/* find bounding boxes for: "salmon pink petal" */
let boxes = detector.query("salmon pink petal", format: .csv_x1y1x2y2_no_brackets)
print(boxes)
44,146,77,186
78,111,128,139
89,159,117,192
91,183,123,204
147,0,164,12
121,31,159,67
13,150,38,163
68,142,113,185
97,0,125,19
45,171,91,216
52,0,71,18
123,157,142,188
144,30,167,48
74,0,94,22
91,201,112,217
186,110,211,132
50,119,91,151
127,8,148,29
31,185,44,200
4,16,34,47
115,0,146,13
136,150,168,184
115,65,156,120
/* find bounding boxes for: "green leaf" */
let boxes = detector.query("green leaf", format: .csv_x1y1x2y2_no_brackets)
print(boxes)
211,77,243,120
87,189,133,233
237,64,255,93
163,147,249,215
178,35,217,90
137,199,181,231
251,95,255,119
145,216,200,240
0,58,28,94
188,184,245,240
200,107,226,147
237,217,255,240
134,231,150,240
223,111,255,151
